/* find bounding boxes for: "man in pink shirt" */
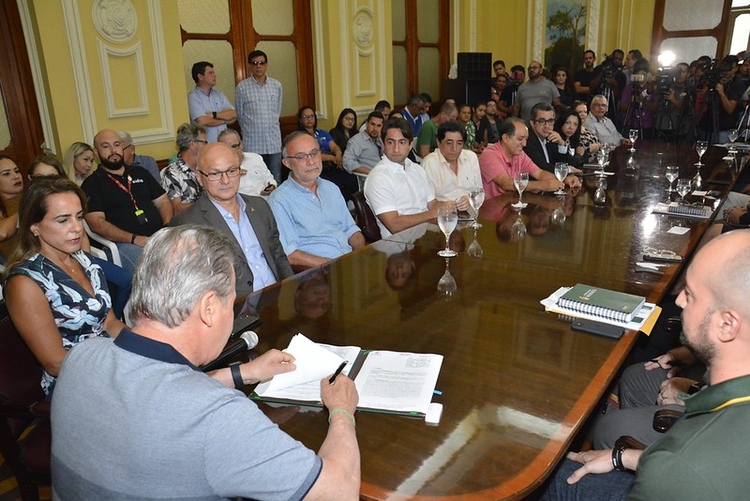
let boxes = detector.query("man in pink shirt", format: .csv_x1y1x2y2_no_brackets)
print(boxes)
479,118,564,198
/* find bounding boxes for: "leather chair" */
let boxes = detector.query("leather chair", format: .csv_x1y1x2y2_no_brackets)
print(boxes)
350,191,381,243
0,300,50,500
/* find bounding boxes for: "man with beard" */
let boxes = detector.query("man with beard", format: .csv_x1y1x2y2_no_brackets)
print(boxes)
343,111,384,174
573,50,597,103
512,60,561,122
82,129,173,272
543,229,750,500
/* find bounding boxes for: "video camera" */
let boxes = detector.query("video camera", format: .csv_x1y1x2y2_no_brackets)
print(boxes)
599,53,619,82
656,68,679,95
696,59,722,90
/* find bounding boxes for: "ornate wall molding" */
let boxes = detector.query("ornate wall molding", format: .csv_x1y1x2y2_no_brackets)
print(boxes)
62,0,97,142
312,0,328,120
97,40,148,117
91,0,137,44
354,5,376,97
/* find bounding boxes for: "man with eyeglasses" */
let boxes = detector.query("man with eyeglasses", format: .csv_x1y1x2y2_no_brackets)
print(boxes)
269,131,365,268
586,95,629,146
512,60,561,122
170,142,291,296
217,129,276,197
83,129,173,272
161,123,208,214
236,49,284,184
523,103,581,189
119,131,160,183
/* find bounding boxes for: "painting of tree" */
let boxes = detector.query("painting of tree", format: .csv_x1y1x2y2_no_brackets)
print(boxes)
545,0,587,74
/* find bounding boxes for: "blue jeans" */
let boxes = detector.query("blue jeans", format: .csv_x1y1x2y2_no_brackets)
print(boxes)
261,153,283,184
91,257,132,320
114,242,144,273
540,459,633,500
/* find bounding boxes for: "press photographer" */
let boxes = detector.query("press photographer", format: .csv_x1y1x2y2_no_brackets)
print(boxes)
620,59,659,139
654,59,694,142
696,56,745,144
589,50,626,123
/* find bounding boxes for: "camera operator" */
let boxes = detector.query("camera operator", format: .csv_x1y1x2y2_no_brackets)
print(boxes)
656,62,693,141
590,49,626,102
697,56,745,144
619,59,659,139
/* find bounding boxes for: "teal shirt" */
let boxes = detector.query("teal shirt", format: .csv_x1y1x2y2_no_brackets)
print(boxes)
629,374,750,500
416,118,439,154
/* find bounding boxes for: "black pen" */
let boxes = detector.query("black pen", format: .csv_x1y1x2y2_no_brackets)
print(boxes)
329,361,348,385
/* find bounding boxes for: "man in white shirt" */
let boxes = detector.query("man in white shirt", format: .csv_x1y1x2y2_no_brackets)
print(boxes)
364,118,453,238
586,95,631,146
421,121,479,208
217,129,276,197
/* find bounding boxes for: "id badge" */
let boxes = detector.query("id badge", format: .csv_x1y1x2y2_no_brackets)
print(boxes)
135,208,149,226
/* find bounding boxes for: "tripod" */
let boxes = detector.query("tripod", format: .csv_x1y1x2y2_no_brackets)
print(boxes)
655,87,695,143
622,83,645,140
698,87,721,144
599,83,618,125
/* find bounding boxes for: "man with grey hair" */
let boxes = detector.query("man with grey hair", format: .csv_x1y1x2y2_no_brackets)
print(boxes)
118,131,160,182
586,95,630,146
416,102,458,158
160,122,207,214
51,224,361,500
217,129,277,197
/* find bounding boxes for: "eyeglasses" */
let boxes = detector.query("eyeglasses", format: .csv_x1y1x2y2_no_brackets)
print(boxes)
123,144,135,150
250,60,267,66
285,149,321,162
533,119,555,125
193,139,208,145
301,114,316,120
198,167,242,181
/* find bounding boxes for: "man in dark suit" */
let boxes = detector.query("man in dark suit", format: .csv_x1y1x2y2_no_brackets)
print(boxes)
523,104,581,189
170,142,293,296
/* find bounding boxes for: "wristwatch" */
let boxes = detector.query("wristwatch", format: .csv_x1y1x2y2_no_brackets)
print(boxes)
212,111,217,119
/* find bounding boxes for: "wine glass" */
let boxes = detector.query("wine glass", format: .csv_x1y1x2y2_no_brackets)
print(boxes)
511,213,527,241
728,129,739,154
467,228,483,258
675,178,691,204
553,162,569,195
437,206,458,257
628,129,638,152
665,165,679,194
437,258,458,298
468,187,485,228
695,140,708,166
512,172,529,209
596,150,607,175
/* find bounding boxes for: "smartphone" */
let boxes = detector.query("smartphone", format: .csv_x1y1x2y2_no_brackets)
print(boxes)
571,319,623,339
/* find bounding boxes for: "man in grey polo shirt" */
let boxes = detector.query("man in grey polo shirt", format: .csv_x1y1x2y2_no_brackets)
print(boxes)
343,111,384,174
51,225,360,500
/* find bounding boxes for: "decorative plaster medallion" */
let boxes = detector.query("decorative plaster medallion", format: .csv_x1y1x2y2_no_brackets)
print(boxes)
353,10,374,49
92,0,137,44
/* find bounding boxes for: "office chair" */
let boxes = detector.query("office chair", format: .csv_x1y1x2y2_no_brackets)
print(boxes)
350,191,381,243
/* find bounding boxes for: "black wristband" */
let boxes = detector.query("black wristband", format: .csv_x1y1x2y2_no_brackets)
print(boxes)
212,111,218,119
229,362,244,390
130,233,137,244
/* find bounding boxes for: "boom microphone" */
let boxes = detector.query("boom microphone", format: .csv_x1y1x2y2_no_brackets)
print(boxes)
202,331,259,372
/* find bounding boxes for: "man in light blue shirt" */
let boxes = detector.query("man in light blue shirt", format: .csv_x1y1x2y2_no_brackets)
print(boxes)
269,131,365,269
170,143,292,296
187,61,236,143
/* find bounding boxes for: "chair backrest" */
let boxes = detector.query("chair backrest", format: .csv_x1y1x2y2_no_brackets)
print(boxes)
0,301,45,409
351,191,381,243
83,220,123,266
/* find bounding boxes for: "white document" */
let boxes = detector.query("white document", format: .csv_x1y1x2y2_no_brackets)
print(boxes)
354,351,443,415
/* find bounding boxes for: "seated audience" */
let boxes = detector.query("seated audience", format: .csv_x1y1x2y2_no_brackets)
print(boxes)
364,118,453,238
543,230,750,500
161,122,207,214
62,141,95,185
4,177,125,396
586,95,630,146
269,131,365,268
553,107,587,168
217,129,276,197
119,131,160,182
469,102,487,153
457,104,476,151
358,100,391,132
572,100,601,162
171,142,292,296
524,103,582,185
0,156,24,261
479,118,564,198
343,111,384,175
421,121,479,207
298,105,357,201
329,107,358,152
82,129,173,272
28,155,65,179
50,224,360,499
477,100,501,145
416,102,458,158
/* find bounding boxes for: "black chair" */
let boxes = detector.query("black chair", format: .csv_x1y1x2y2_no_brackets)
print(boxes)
350,191,381,243
0,300,50,501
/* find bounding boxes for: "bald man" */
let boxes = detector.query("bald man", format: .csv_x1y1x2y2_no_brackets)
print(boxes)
82,129,173,271
544,229,750,500
170,142,292,296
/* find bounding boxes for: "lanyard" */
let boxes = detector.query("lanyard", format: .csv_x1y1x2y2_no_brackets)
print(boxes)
106,173,141,212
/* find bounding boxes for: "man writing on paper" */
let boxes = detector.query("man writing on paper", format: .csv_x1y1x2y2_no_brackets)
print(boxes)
51,225,360,500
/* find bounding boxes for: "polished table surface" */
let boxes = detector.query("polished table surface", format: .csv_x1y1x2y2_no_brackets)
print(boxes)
238,141,738,499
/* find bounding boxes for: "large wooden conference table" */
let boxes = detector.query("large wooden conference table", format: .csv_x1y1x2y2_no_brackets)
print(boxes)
238,141,738,499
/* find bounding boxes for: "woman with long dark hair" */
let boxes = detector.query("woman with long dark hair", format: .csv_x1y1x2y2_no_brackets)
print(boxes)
329,108,358,153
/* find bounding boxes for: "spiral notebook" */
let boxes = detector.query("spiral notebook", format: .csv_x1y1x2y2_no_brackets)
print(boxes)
557,284,645,323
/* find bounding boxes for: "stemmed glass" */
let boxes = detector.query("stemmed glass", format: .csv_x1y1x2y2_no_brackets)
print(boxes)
728,129,739,155
468,188,485,228
437,258,458,298
665,165,679,194
596,150,607,175
695,140,708,166
467,228,483,258
628,129,638,152
437,206,458,257
512,172,529,209
553,162,569,195
675,179,691,205
511,213,527,240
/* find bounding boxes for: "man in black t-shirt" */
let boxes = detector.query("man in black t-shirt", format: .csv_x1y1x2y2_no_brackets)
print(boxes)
574,50,598,103
82,129,173,271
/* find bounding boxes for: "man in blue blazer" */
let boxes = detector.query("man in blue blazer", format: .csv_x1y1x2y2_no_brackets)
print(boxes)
170,143,293,297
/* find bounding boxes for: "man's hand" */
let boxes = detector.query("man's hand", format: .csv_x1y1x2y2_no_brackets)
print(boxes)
456,195,471,212
564,174,581,189
657,377,696,406
241,349,296,384
644,352,682,377
565,450,615,484
546,131,565,145
536,177,565,193
261,184,276,196
321,374,358,415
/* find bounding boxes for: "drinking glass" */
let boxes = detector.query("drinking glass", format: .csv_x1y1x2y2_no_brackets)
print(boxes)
512,172,529,209
437,206,458,257
596,150,607,175
468,187,485,228
437,258,458,298
467,228,483,258
675,178,691,204
665,165,679,193
628,129,638,152
695,140,708,166
553,162,569,195
728,129,739,154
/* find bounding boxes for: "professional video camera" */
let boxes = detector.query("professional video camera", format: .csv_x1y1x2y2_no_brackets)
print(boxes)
655,67,679,95
598,53,619,83
696,59,721,90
